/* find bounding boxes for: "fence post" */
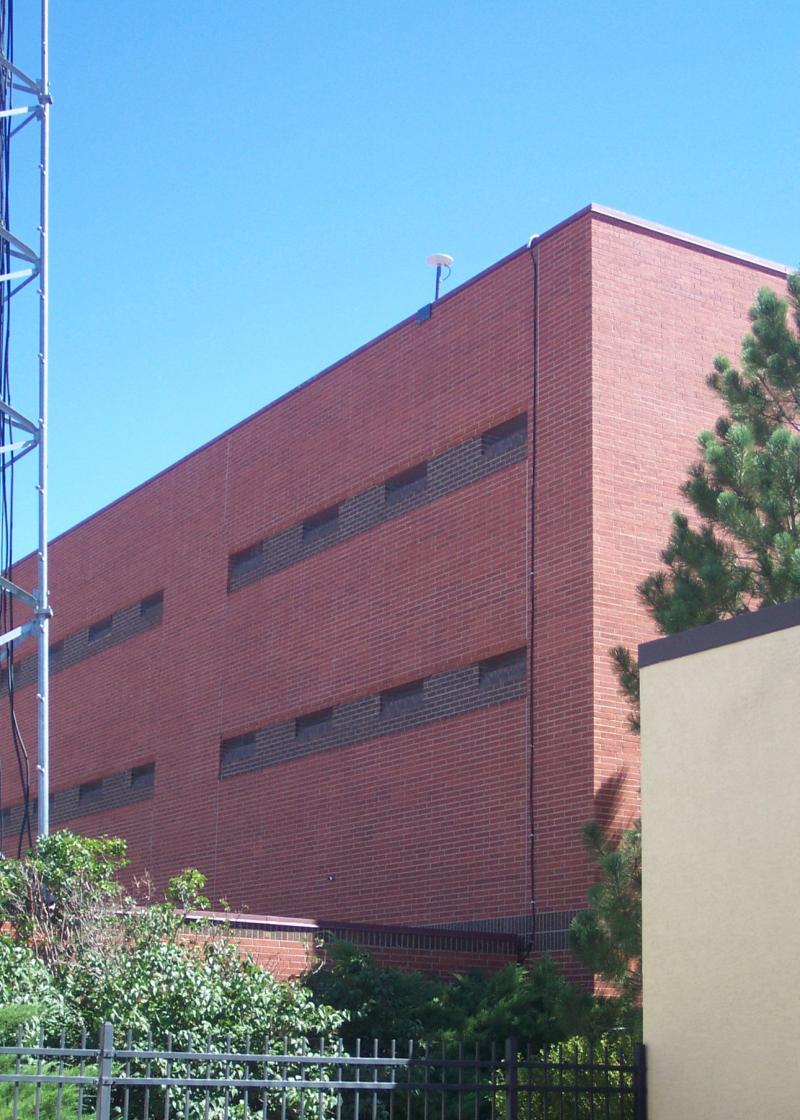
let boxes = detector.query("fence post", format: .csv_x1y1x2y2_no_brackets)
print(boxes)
504,1037,518,1120
95,1020,114,1120
633,1042,647,1120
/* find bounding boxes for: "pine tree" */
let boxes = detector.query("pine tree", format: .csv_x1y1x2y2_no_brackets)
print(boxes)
613,272,800,721
583,274,800,1017
568,821,641,1031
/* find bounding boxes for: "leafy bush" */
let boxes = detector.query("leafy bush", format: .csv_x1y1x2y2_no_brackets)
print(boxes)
304,939,613,1049
512,1034,638,1120
306,938,445,1039
58,897,343,1045
0,831,342,1047
0,943,66,1042
0,830,640,1118
0,831,345,1118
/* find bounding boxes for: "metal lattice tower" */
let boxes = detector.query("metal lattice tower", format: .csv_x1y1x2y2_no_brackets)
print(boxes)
0,0,51,840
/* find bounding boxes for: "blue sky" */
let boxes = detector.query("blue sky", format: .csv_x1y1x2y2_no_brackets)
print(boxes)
7,0,800,556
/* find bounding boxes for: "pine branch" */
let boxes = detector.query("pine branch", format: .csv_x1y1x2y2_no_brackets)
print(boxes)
609,646,640,731
635,276,800,635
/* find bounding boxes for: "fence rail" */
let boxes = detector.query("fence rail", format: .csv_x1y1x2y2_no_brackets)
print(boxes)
0,1023,646,1120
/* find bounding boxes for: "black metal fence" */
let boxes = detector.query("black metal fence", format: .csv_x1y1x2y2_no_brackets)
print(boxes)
0,1024,646,1120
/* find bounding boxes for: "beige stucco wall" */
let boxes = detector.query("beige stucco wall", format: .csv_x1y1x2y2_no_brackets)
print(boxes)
641,622,800,1120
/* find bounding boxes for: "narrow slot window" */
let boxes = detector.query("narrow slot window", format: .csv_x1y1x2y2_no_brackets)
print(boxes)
302,505,339,543
139,591,164,619
295,708,333,740
220,733,257,772
50,640,64,659
229,544,262,581
481,415,527,458
479,648,527,689
380,679,425,717
88,616,113,643
78,779,103,804
130,762,155,790
385,462,428,505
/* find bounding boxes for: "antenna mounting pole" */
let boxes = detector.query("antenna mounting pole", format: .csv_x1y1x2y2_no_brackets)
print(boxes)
426,253,454,302
36,0,52,839
0,0,53,841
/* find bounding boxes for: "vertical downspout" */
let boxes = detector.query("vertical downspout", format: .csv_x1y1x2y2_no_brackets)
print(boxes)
524,236,541,957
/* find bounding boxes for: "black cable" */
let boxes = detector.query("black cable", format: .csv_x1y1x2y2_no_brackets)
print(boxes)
521,237,540,961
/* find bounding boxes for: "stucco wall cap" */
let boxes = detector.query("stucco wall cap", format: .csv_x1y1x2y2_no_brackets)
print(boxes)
638,597,800,668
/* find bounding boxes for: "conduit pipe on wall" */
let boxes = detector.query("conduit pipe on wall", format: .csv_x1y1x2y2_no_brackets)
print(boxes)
524,233,541,959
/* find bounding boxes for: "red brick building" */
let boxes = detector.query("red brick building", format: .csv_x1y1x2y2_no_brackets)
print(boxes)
0,204,791,962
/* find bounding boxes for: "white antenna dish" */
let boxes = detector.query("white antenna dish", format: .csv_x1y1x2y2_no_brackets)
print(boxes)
426,253,453,301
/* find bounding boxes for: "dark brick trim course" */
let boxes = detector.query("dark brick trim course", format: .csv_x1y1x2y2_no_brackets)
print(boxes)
220,648,527,779
192,912,522,956
1,591,164,695
427,907,585,952
1,761,155,839
228,415,528,591
427,913,534,937
534,907,585,952
321,924,519,955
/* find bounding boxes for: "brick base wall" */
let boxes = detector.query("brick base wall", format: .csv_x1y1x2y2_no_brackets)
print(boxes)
190,912,523,981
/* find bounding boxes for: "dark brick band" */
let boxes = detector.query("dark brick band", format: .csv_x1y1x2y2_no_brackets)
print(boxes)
228,414,528,592
427,913,534,936
533,908,584,952
320,923,520,956
1,591,164,695
194,912,522,956
426,907,585,952
0,761,155,841
220,647,527,779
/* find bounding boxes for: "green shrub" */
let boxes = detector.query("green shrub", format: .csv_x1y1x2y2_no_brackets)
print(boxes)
304,939,608,1049
512,1034,638,1120
0,832,343,1048
0,945,68,1042
0,833,346,1119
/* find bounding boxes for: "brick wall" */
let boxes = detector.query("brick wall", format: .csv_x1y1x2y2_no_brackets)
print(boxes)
0,238,536,934
0,205,790,973
529,212,595,923
589,212,790,855
190,913,521,981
